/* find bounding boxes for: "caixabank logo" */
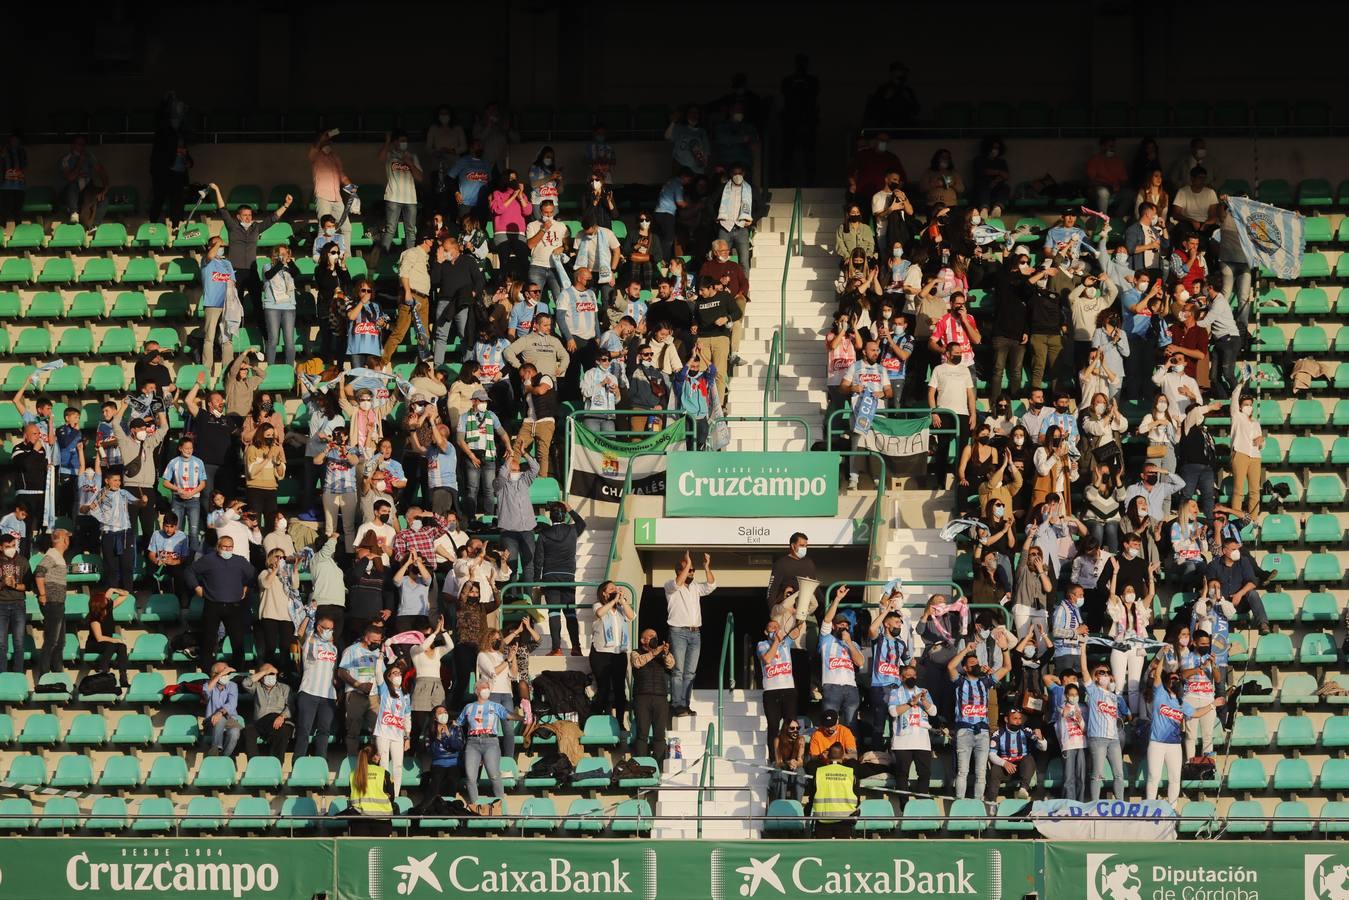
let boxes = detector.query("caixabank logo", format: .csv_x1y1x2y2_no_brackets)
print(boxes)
368,847,658,899
709,848,1000,898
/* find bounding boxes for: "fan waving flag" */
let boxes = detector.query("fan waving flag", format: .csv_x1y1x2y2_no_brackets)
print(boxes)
853,415,930,478
1224,195,1304,280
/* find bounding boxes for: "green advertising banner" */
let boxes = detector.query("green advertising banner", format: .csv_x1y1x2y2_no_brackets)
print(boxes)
337,838,1039,900
664,452,841,518
1045,840,1349,900
0,838,333,900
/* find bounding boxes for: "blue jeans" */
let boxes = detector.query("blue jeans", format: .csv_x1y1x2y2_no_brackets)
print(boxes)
1124,334,1155,403
770,768,807,802
1088,736,1125,800
584,415,616,434
499,530,535,597
528,264,564,307
0,602,27,673
820,684,860,728
1179,462,1216,522
463,459,497,520
171,496,202,555
433,302,472,365
263,307,297,365
669,626,701,709
381,200,417,251
209,714,243,754
716,225,752,268
953,728,990,800
1061,748,1087,801
488,692,516,761
464,734,504,804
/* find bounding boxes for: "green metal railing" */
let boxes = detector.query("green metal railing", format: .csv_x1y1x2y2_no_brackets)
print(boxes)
721,414,813,451
716,612,736,756
764,189,803,428
695,722,716,840
562,408,695,487
836,450,888,569
499,580,642,650
825,406,961,461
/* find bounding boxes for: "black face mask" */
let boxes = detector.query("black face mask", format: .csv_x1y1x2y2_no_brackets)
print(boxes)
1055,405,1070,414
848,215,862,223
902,677,918,688
1144,474,1159,485
1195,645,1211,656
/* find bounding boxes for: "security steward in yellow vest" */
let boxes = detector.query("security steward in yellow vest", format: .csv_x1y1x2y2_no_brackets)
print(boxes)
349,746,394,835
809,743,859,837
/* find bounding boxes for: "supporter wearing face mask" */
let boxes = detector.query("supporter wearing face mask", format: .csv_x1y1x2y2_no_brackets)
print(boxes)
293,615,340,758
241,662,294,759
714,164,755,269
1078,643,1131,802
493,444,540,593
188,536,257,671
416,702,463,812
199,236,237,376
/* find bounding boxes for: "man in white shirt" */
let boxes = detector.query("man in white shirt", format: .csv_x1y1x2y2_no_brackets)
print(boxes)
1195,285,1239,400
1170,166,1219,242
1151,351,1204,418
664,551,716,715
353,498,396,566
927,346,977,487
526,200,569,305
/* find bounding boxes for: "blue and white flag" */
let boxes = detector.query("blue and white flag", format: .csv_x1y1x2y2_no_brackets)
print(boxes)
1224,195,1304,280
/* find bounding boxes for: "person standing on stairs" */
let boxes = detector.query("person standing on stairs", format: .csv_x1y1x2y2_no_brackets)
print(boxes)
692,275,742,407
758,614,806,757
664,551,716,717
840,339,893,490
631,628,675,761
700,238,750,369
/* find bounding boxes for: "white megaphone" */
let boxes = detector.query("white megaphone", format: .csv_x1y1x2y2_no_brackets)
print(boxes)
793,576,820,622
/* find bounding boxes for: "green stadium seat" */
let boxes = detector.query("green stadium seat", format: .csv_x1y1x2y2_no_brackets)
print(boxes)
1254,632,1294,663
194,756,239,789
945,798,990,834
892,798,940,834
855,798,898,835
125,672,166,704
1302,219,1333,244
175,222,210,249
35,258,75,284
1257,179,1292,205
133,222,169,248
1276,716,1317,748
4,224,44,250
51,755,93,789
1262,592,1295,622
109,290,149,318
110,713,154,746
1260,553,1297,584
66,290,104,317
146,755,189,790
54,328,93,355
65,713,108,746
1226,758,1269,791
580,714,621,746
120,256,159,285
89,364,126,392
1305,553,1344,583
571,757,612,788
611,798,653,834
225,184,264,212
0,713,13,744
1293,287,1330,314
42,364,81,393
760,798,809,835
157,714,200,747
1300,632,1337,664
1299,590,1340,622
36,797,80,832
1271,800,1313,835
48,223,88,250
1307,475,1347,504
79,258,117,284
1331,437,1349,465
98,327,136,355
32,673,72,703
1322,759,1349,794
561,798,606,833
1229,715,1269,748
5,754,46,787
260,363,294,391
0,672,28,703
1274,757,1315,790
14,328,51,355
24,291,63,319
1287,436,1327,464
98,754,143,789
1299,252,1330,279
17,713,59,746
1334,401,1349,427
181,797,224,832
149,291,188,318
0,258,34,284
241,755,283,789
163,257,200,283
616,755,661,789
517,797,559,834
1280,672,1319,707
530,477,562,506
0,798,33,831
1219,178,1252,197
129,632,168,663
1292,326,1330,354
1321,717,1349,748
130,798,175,833
0,292,19,319
1258,515,1298,544
266,184,303,212
229,796,275,832
258,222,293,248
286,755,330,789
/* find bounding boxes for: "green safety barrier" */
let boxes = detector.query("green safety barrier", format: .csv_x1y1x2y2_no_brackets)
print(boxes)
717,612,736,756
2,833,1346,897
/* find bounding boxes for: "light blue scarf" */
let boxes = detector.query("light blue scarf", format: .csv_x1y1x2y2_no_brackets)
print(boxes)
718,180,753,227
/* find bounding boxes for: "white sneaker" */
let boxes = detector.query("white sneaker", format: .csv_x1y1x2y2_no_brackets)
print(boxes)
848,474,860,490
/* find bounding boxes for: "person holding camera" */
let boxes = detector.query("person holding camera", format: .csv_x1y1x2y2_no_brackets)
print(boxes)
313,425,363,552
589,581,636,729
670,347,721,451
244,420,286,527
631,628,676,760
535,501,586,655
377,130,422,256
261,245,301,365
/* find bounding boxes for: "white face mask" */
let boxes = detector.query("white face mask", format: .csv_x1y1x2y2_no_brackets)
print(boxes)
793,546,807,559
1124,547,1139,559
1085,287,1099,299
476,691,492,704
542,156,554,167
970,214,982,225
1073,596,1084,608
1155,401,1168,412
731,174,744,185
436,713,450,725
993,505,1005,519
1122,592,1136,603
1227,549,1240,562
219,551,234,560
1240,403,1253,416
409,519,423,532
214,247,226,259
360,400,373,410
875,141,887,152
1013,436,1025,447
322,145,332,155
509,471,522,480
397,140,409,151
262,675,277,687
438,114,451,125
592,180,601,190
1,547,15,559
1093,403,1106,416
323,226,336,237
133,430,146,441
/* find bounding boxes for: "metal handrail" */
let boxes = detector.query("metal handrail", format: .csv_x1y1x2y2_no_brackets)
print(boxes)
716,612,736,756
499,580,641,651
720,414,813,450
695,722,716,840
835,450,888,570
825,406,961,462
823,579,967,604
562,408,694,487
762,332,781,448
764,189,802,417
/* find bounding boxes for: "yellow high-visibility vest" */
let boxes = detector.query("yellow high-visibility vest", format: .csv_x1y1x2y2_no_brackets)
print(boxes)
350,763,393,814
812,762,858,822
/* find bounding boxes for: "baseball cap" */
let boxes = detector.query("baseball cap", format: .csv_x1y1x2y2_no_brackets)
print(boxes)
471,389,489,401
821,710,839,726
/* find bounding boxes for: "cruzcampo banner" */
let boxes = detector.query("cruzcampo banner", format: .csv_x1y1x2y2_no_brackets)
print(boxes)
1046,840,1349,900
568,419,687,502
664,452,840,517
0,838,334,899
337,839,1040,900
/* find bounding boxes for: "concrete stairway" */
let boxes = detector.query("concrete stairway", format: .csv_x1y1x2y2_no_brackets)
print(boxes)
880,527,959,608
725,188,843,452
652,689,768,840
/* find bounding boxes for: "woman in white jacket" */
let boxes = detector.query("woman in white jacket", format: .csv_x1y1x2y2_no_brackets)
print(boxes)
1106,572,1154,720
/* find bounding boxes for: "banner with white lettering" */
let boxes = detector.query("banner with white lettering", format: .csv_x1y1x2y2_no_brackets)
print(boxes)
567,420,686,503
1031,799,1178,841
